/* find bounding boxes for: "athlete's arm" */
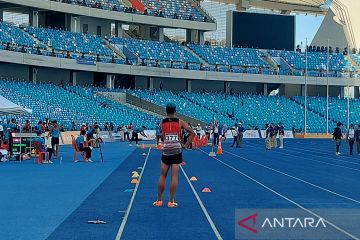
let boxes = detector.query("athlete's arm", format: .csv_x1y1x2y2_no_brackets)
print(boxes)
180,120,195,148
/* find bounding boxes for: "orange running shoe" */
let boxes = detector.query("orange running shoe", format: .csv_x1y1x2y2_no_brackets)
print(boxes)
153,200,163,207
167,201,178,208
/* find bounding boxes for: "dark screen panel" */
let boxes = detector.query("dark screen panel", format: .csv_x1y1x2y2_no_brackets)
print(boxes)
232,12,295,51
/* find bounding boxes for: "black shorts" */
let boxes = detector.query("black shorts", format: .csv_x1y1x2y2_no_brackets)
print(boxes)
161,152,182,165
51,137,59,145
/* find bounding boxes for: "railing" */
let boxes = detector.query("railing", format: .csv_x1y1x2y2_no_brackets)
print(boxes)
125,93,207,126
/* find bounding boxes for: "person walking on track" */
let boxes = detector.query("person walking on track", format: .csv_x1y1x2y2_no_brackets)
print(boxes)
333,122,343,156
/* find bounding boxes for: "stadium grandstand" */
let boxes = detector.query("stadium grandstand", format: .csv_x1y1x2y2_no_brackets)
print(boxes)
1,0,360,240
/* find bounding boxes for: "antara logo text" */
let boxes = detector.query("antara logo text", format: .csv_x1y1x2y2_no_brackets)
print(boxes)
238,213,327,234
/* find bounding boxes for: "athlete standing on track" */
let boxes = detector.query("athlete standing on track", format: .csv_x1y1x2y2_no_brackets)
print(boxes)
333,122,343,156
153,103,195,208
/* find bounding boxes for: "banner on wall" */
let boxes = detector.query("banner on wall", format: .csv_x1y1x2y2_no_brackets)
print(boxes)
223,130,260,139
60,131,79,145
260,130,294,139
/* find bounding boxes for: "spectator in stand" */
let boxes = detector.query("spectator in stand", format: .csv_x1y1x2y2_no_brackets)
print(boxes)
71,121,76,131
23,120,31,133
8,119,18,133
144,9,148,15
104,122,109,131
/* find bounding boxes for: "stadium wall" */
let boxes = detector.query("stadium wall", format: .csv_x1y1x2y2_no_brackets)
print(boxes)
5,0,216,31
0,62,347,97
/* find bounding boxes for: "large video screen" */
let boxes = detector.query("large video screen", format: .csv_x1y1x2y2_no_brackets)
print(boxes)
230,11,295,51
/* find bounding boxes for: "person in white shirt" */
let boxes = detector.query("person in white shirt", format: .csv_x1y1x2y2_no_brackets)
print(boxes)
213,124,220,146
196,124,202,138
230,123,239,147
346,124,355,155
44,133,54,163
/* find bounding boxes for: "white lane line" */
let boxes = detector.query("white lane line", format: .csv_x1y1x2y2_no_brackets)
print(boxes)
272,144,360,166
199,149,360,240
223,149,360,205
244,142,360,173
248,139,360,165
115,148,151,240
180,165,223,240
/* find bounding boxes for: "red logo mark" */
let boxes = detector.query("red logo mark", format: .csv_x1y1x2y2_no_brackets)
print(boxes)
238,213,258,233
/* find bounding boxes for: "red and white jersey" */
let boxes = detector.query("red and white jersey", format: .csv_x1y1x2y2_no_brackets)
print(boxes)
161,118,182,156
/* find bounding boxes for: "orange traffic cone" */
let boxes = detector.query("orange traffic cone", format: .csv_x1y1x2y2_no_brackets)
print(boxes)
202,188,211,193
131,179,139,184
190,176,197,181
216,137,223,155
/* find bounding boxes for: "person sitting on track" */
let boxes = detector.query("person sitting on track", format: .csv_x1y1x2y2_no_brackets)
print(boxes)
76,130,93,162
153,103,195,208
86,125,97,147
32,131,53,164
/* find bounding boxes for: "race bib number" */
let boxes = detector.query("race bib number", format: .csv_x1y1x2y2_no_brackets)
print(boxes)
165,134,179,142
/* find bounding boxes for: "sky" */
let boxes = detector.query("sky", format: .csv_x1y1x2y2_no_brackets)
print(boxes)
296,14,324,46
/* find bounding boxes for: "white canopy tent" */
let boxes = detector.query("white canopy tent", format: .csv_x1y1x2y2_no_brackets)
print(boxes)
0,95,32,115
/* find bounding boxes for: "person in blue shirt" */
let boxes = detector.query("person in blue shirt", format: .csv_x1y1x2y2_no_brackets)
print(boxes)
32,131,53,163
34,121,43,133
8,119,18,133
129,126,147,145
76,130,92,162
155,122,162,145
49,121,61,159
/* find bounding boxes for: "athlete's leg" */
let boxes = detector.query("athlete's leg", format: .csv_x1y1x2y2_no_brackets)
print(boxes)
157,161,170,201
169,164,179,202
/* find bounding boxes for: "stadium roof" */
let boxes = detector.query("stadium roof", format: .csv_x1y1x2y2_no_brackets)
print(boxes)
208,0,331,14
